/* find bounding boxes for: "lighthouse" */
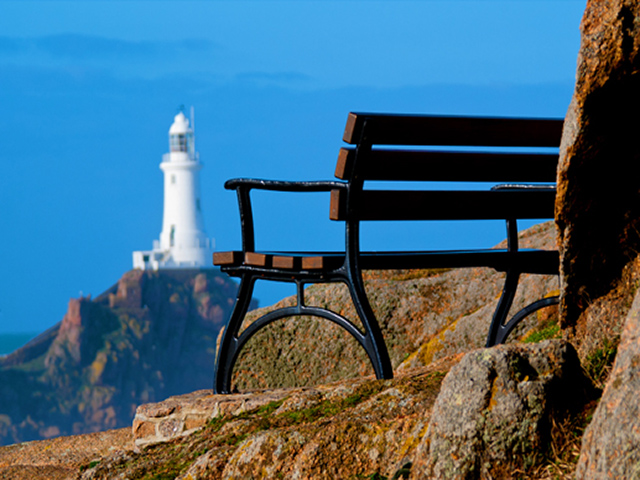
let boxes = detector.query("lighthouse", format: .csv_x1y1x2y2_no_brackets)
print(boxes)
133,109,214,270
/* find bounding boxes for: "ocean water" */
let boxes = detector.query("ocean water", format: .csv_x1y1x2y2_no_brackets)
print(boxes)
0,333,36,356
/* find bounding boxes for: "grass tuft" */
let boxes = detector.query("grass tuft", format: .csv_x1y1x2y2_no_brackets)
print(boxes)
522,323,561,344
584,338,618,388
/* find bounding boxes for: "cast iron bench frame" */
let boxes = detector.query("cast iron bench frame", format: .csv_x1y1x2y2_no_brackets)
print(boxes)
213,112,563,394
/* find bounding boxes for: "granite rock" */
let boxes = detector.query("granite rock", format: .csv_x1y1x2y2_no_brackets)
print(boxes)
556,0,640,327
414,340,596,479
576,288,640,479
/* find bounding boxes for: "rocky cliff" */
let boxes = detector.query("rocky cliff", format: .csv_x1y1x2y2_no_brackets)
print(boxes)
0,269,242,446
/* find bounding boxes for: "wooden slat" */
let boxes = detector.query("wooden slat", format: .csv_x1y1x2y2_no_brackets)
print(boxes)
344,112,360,144
357,249,558,274
330,189,346,221
343,112,563,147
272,255,301,269
335,147,352,179
213,251,244,266
330,188,556,221
301,256,326,270
334,148,558,182
245,252,270,267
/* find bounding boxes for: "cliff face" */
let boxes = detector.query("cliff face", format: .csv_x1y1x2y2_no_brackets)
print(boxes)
0,269,240,446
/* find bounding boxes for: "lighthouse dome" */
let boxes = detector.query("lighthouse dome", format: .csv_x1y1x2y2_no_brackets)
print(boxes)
169,112,190,135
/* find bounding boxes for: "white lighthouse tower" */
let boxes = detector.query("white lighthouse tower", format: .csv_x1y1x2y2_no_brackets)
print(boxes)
133,109,214,270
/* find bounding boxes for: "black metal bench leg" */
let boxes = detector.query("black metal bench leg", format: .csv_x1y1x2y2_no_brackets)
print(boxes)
485,268,520,347
345,271,394,380
214,274,256,394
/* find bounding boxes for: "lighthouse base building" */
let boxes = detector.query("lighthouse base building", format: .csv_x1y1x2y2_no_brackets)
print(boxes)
133,110,214,271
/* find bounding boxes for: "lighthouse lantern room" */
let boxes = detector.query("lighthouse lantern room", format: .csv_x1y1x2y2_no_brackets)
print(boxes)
133,109,214,270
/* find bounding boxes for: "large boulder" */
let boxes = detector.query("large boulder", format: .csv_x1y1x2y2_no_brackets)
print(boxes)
414,340,596,479
576,288,640,478
556,0,640,327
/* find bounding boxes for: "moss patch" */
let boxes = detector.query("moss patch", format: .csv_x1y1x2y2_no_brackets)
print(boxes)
523,323,561,344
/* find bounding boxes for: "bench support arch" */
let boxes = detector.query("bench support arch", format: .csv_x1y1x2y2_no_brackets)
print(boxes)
214,273,393,394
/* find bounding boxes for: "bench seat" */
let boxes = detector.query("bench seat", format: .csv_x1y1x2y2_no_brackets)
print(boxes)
215,248,559,275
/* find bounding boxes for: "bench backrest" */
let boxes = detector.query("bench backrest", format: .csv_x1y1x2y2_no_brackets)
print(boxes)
329,112,563,222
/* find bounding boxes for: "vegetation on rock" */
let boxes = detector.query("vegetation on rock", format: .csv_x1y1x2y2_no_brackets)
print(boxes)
81,364,451,479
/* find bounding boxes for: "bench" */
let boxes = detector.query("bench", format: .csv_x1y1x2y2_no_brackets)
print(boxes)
213,112,563,394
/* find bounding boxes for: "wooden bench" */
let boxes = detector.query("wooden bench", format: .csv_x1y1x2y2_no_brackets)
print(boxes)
213,112,563,394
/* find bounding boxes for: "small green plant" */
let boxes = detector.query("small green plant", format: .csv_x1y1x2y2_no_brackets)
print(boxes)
584,338,618,387
207,414,229,432
79,459,101,472
523,323,561,343
254,399,286,416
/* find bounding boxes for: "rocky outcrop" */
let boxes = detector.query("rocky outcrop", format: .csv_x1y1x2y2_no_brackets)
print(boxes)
0,428,132,480
415,340,596,479
45,298,119,370
0,269,240,446
79,358,458,480
576,288,640,478
132,388,295,449
556,0,640,327
73,341,595,479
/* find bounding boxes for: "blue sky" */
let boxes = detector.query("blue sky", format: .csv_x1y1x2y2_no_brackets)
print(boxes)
0,1,585,335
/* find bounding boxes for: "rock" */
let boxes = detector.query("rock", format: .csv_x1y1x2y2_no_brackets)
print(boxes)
0,428,133,480
80,359,458,479
109,270,146,309
576,289,640,478
132,388,294,449
414,340,596,479
564,256,640,367
45,298,119,370
556,0,640,327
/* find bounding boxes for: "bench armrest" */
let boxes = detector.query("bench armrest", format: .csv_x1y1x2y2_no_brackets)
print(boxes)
225,178,346,192
489,184,556,252
491,184,556,191
224,178,347,252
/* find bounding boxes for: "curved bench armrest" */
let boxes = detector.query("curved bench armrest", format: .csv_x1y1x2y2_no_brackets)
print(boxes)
225,178,346,192
491,183,556,191
224,178,346,252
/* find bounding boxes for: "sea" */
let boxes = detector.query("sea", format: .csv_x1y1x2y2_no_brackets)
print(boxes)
0,333,37,356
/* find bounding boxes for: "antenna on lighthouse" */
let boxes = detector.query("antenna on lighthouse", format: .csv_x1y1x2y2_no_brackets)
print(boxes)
190,106,196,156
